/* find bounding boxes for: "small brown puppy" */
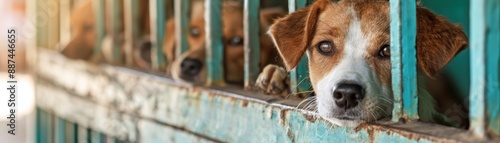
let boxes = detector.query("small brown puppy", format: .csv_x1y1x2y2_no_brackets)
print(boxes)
258,0,469,128
163,1,286,85
60,0,153,66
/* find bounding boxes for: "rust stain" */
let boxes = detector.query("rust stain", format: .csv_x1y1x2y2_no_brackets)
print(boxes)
302,114,317,123
286,127,296,143
280,109,288,126
241,100,249,107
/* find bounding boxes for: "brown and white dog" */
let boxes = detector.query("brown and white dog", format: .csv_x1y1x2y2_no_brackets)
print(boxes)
159,1,286,85
257,0,469,128
60,0,157,67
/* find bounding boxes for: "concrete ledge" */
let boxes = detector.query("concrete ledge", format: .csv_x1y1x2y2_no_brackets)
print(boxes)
35,49,490,143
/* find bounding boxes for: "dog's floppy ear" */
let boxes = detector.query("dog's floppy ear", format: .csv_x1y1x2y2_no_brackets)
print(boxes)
267,0,329,71
415,7,468,78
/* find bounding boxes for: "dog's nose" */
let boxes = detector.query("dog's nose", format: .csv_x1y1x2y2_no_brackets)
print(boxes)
181,58,203,76
333,84,365,109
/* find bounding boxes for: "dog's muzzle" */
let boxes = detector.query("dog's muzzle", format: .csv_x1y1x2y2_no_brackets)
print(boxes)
333,83,365,109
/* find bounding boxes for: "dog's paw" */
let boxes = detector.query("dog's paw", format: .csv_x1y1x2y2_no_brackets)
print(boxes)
256,64,290,97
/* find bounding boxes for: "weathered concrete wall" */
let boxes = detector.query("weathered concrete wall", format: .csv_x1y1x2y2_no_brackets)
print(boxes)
35,49,492,143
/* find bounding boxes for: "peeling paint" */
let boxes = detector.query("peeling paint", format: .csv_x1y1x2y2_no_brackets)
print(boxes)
35,50,500,143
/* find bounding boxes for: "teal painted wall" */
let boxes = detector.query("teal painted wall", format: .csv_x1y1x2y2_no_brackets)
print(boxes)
421,0,471,101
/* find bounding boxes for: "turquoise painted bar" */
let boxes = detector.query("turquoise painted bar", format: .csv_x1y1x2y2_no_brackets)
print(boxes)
288,0,312,95
124,0,140,66
150,0,167,71
485,0,500,136
174,0,190,57
111,0,123,62
390,0,419,121
470,0,487,138
470,0,500,137
205,0,225,85
93,0,105,56
243,0,261,89
55,117,66,143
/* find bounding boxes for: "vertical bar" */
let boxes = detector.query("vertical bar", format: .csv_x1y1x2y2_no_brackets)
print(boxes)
93,0,106,55
59,0,71,48
36,108,45,143
48,0,60,49
150,0,167,71
124,0,140,66
485,0,500,136
470,0,500,137
55,117,66,143
174,0,190,57
390,0,419,122
78,126,88,143
205,0,225,86
288,0,311,94
48,113,55,143
90,131,104,143
108,0,123,63
470,0,487,137
65,122,78,143
244,0,261,89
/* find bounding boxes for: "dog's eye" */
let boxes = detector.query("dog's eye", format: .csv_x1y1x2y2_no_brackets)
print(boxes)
316,41,335,55
378,44,391,58
228,36,244,46
190,27,200,38
83,23,93,31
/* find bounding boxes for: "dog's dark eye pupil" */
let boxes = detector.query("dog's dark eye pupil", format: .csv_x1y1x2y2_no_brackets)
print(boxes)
317,41,334,55
190,27,200,37
378,45,391,57
229,36,244,46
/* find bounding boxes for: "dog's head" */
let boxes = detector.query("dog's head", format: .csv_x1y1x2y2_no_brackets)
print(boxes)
268,0,467,126
60,0,97,60
168,1,286,85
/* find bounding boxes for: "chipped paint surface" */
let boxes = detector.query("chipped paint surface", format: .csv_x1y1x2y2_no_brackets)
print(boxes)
35,50,495,143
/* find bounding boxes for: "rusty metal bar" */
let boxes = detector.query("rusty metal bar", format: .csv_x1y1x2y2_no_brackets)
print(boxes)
150,0,167,71
244,0,261,89
205,0,225,86
390,0,419,122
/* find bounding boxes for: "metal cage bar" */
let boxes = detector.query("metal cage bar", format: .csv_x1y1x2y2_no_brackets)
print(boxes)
150,0,167,71
174,0,190,57
124,0,140,66
485,0,500,135
244,0,261,89
93,0,106,56
205,0,225,86
389,0,419,122
109,0,123,63
288,0,311,94
55,117,66,143
470,0,500,137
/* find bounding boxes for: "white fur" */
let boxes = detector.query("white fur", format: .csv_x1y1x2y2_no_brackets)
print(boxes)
314,7,392,126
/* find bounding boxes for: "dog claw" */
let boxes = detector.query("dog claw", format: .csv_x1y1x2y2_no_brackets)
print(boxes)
256,64,289,97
